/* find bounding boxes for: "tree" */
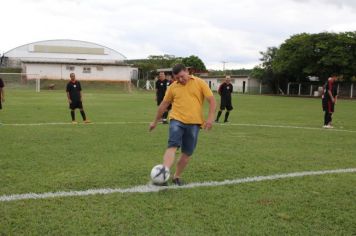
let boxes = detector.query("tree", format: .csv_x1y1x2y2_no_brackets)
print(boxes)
182,55,207,71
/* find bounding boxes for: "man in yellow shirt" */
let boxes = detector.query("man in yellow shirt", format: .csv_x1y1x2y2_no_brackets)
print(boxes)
149,64,216,185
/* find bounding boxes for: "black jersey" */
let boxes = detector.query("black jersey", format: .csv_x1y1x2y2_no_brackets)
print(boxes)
0,78,4,88
156,79,170,99
218,83,233,98
66,81,82,101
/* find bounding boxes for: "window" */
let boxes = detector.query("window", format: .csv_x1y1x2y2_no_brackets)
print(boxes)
96,66,104,71
83,67,91,73
66,65,75,71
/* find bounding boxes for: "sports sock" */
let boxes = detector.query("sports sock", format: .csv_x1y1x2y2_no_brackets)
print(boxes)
324,112,328,125
216,111,222,121
224,111,230,122
70,110,75,121
80,110,87,121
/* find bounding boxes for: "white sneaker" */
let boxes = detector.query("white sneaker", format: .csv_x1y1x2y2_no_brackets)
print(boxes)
325,125,334,129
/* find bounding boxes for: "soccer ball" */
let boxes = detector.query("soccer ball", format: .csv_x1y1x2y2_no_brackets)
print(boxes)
150,164,170,184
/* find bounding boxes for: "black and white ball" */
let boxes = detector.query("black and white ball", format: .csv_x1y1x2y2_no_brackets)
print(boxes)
150,164,170,184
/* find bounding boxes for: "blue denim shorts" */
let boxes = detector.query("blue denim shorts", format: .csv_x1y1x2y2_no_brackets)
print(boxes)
168,120,200,156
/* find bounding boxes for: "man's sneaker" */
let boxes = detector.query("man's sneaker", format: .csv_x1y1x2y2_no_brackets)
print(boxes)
72,121,78,124
172,177,185,186
83,120,91,124
162,119,168,124
153,181,168,187
224,120,229,123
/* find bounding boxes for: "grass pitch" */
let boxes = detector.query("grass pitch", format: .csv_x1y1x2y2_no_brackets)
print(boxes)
0,89,355,235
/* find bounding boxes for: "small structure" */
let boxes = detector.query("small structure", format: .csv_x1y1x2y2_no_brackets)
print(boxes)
2,39,137,81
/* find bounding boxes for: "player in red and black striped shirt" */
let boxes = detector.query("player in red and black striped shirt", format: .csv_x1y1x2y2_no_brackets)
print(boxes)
322,74,338,128
0,78,5,110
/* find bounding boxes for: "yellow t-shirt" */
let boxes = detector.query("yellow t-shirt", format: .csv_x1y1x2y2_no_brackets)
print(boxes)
163,76,213,125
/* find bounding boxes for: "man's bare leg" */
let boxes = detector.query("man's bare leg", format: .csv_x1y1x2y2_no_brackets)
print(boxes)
163,147,177,169
174,153,190,179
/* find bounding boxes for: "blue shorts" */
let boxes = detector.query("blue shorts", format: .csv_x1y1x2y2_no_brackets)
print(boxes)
168,120,200,156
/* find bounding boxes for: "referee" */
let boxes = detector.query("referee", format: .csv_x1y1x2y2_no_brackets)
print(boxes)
155,72,171,124
215,76,233,123
66,73,90,124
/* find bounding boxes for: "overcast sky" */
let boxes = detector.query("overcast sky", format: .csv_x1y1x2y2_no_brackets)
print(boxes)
1,0,355,69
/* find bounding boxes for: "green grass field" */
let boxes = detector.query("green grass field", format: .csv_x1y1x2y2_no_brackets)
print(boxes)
0,88,355,235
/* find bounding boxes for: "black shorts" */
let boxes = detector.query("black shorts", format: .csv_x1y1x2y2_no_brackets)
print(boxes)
69,101,83,110
0,101,2,110
322,98,334,113
220,97,233,111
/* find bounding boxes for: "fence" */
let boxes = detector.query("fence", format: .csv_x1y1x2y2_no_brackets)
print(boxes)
286,82,355,98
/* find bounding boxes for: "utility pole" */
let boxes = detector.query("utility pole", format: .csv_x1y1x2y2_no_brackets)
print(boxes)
221,61,228,75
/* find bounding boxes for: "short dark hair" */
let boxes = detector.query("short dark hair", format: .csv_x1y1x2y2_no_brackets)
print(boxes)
172,64,186,75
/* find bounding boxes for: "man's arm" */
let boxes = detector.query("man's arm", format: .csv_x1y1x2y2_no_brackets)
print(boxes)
66,92,72,103
205,96,216,130
0,87,4,102
149,100,171,131
328,89,335,103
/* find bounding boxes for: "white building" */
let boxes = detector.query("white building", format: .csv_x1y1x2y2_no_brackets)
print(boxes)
201,75,260,93
3,39,137,81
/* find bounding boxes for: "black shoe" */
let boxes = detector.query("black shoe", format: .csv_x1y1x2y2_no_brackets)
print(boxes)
224,120,229,123
162,119,168,124
153,181,168,187
172,178,185,186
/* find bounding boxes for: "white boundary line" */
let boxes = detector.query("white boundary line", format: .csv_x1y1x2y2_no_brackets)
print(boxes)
2,121,356,133
1,168,355,202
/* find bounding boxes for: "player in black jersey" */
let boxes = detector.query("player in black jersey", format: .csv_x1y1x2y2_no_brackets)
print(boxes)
66,73,90,124
216,76,233,123
155,72,171,124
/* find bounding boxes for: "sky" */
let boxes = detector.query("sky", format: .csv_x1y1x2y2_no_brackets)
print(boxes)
1,0,355,70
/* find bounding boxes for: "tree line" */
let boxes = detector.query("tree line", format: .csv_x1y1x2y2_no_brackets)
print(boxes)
251,32,356,93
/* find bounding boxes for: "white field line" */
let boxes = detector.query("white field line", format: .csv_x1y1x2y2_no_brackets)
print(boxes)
0,168,355,202
2,121,356,133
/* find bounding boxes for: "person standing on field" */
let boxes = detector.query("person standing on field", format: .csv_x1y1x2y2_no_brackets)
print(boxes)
149,64,216,186
66,73,90,124
322,74,338,128
155,72,171,124
215,76,233,123
0,78,5,111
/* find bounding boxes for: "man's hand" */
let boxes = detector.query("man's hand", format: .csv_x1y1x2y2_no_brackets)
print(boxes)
204,119,214,130
149,121,158,132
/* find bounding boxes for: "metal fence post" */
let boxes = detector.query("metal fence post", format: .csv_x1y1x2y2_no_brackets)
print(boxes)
351,83,354,98
287,82,290,95
298,83,301,96
310,85,313,96
259,82,262,94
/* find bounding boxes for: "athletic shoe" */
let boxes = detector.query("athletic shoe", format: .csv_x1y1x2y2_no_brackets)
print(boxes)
162,119,168,124
172,177,185,186
84,120,91,124
72,121,78,124
324,125,334,129
322,125,328,128
153,182,168,187
224,120,229,123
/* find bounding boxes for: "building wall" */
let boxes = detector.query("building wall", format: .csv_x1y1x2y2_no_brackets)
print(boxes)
24,63,134,81
202,77,260,93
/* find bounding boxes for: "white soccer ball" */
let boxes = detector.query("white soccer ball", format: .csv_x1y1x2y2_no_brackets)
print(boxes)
150,164,170,184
